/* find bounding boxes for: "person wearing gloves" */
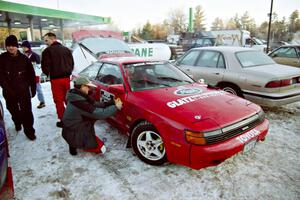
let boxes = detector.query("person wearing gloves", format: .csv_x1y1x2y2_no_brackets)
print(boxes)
62,76,122,156
21,40,46,109
0,35,36,140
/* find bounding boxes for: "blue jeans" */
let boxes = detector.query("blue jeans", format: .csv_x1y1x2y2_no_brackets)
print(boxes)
36,83,45,103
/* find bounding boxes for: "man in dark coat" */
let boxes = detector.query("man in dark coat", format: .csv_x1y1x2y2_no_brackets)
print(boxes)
41,32,74,128
62,76,122,155
0,35,36,140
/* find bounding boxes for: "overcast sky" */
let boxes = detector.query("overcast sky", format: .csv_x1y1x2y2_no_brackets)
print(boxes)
6,0,300,31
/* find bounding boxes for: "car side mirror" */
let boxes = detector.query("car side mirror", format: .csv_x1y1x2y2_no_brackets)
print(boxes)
197,79,205,84
108,84,125,94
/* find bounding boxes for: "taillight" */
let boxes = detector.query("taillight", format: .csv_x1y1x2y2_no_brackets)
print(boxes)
265,79,292,88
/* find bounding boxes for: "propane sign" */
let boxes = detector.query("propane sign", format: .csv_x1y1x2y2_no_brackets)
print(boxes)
128,43,171,61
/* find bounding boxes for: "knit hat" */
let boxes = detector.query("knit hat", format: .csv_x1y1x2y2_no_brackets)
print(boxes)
73,76,97,87
5,35,18,47
21,40,31,49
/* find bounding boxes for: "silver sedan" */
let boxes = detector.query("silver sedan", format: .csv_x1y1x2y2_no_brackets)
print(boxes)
174,46,300,106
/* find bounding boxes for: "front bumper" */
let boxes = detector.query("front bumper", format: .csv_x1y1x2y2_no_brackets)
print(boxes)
189,119,269,170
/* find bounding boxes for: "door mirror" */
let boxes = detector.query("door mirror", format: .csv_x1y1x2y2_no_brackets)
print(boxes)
108,84,125,95
197,79,205,84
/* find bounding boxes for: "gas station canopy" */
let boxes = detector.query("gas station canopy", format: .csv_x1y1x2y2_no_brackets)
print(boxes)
0,1,111,40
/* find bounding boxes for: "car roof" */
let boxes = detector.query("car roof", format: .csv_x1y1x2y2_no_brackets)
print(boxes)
100,56,158,65
192,46,258,53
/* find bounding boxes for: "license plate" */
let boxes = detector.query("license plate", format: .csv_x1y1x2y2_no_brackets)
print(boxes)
243,139,257,153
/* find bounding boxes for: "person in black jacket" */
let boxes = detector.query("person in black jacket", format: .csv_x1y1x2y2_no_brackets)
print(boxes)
0,35,36,140
41,32,74,128
21,40,46,109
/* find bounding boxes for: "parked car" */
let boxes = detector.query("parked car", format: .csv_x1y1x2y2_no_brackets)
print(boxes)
268,45,300,68
77,56,269,170
0,100,14,199
174,46,300,107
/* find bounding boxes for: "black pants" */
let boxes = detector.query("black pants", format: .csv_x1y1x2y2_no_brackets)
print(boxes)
3,89,35,135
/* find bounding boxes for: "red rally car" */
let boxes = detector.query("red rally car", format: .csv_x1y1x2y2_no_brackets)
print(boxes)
78,57,269,170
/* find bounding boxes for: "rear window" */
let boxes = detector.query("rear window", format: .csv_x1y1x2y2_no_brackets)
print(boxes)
236,51,275,68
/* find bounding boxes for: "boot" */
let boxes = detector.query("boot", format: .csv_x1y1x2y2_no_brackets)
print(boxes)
56,121,63,128
69,146,77,156
37,102,46,109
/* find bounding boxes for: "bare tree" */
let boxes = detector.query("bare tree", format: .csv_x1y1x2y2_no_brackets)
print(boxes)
168,8,187,34
194,5,206,32
211,17,224,30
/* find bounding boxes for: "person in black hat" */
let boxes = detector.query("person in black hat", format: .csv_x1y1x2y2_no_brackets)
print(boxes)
21,40,46,109
0,35,37,140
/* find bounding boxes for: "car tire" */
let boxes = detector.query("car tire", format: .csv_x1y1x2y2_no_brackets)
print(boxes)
220,83,243,97
131,121,167,166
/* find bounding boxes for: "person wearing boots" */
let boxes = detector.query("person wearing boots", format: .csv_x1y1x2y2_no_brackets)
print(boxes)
0,35,36,140
21,40,46,109
41,32,74,128
62,76,122,156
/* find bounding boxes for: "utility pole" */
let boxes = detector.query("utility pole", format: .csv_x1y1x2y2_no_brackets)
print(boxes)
266,0,273,53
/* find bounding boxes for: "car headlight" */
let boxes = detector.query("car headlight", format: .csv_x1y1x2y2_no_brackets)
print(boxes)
185,129,222,145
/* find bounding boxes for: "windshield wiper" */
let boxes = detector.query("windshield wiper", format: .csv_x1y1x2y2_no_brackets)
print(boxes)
133,79,170,87
157,76,192,83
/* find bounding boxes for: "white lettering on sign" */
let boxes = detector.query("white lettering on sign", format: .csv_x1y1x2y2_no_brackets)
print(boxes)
236,129,260,144
166,91,225,108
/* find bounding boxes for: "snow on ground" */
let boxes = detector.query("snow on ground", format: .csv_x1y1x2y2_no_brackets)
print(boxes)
1,82,300,200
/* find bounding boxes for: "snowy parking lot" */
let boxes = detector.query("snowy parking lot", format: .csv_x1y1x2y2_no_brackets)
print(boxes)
1,82,300,200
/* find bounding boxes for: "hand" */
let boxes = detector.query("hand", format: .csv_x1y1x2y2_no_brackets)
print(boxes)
114,98,122,110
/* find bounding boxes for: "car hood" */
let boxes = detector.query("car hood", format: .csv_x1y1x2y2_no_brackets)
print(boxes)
244,64,300,78
131,84,259,130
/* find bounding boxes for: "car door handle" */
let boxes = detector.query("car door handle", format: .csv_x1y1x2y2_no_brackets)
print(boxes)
186,68,190,71
213,72,220,75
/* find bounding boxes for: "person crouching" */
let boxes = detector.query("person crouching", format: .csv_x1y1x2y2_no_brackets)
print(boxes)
62,76,122,155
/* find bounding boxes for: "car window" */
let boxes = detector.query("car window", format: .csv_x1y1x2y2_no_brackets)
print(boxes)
195,51,222,68
236,51,275,68
79,62,102,79
203,39,213,46
124,62,194,91
179,50,201,66
96,63,123,85
272,47,298,58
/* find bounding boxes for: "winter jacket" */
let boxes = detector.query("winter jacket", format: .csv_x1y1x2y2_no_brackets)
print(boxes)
62,89,117,149
26,51,40,64
0,51,36,98
41,42,74,80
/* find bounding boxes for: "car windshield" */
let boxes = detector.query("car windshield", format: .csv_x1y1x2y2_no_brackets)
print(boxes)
236,51,275,67
124,62,194,91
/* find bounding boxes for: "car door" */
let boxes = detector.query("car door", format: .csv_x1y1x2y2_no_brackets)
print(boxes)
175,50,202,79
194,50,226,85
270,47,300,67
94,63,127,128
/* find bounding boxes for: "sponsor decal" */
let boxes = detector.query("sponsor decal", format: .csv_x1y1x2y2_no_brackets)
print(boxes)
174,88,202,96
100,89,114,102
236,129,260,144
167,91,226,108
